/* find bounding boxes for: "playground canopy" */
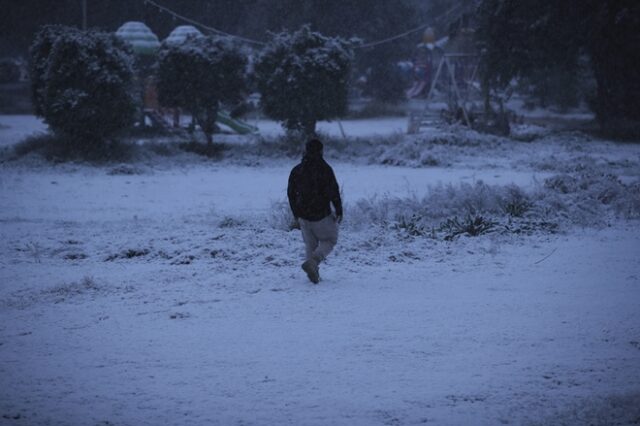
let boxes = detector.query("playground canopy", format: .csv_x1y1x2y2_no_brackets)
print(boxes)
115,21,161,55
165,25,204,45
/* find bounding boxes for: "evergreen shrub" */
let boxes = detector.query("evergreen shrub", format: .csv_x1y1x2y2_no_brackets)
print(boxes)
157,35,247,146
254,25,353,137
30,25,136,150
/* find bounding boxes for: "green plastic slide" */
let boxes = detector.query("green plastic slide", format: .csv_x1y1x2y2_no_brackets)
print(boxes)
216,111,258,134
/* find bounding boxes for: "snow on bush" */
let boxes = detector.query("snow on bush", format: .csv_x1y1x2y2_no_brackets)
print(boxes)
254,25,353,137
29,25,136,146
543,170,640,220
347,181,509,239
377,136,442,166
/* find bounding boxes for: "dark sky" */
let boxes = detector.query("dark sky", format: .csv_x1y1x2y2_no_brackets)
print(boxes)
0,0,449,57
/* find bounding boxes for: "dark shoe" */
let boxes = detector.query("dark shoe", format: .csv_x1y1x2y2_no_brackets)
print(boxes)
301,259,320,284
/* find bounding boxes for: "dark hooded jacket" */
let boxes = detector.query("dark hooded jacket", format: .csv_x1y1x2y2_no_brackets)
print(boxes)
287,151,342,222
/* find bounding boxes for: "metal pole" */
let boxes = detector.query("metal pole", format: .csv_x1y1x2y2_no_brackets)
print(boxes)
82,0,87,30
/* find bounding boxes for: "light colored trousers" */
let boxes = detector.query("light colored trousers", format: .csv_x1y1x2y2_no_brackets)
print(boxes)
299,215,339,263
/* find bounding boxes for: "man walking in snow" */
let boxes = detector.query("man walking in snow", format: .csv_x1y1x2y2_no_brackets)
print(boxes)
288,138,343,284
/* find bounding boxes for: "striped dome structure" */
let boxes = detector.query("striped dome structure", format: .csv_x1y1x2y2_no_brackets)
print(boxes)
165,25,204,45
115,21,161,55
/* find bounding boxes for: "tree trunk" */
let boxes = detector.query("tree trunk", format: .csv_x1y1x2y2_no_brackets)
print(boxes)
303,118,316,139
588,1,640,137
481,78,491,117
197,108,217,147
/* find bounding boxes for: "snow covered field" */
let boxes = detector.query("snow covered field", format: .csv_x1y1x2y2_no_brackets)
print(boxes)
1,115,640,425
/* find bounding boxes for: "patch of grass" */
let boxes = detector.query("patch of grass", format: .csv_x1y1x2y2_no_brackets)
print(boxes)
144,141,180,157
392,214,431,237
105,248,150,261
178,140,227,158
63,252,87,260
501,185,532,217
347,100,407,119
47,276,99,298
218,216,245,228
10,132,137,163
107,164,144,175
11,132,55,158
347,179,579,238
544,174,579,194
440,215,497,241
19,241,43,263
257,134,304,158
503,220,559,235
268,199,298,231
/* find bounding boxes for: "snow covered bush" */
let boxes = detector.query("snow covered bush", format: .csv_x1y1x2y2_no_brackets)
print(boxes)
348,180,561,239
500,185,532,217
157,36,247,146
30,26,65,118
378,137,444,167
348,181,507,230
543,171,640,220
254,25,353,137
344,169,639,240
29,26,136,147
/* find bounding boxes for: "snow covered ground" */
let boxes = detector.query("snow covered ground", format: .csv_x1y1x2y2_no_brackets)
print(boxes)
1,115,639,425
0,115,47,147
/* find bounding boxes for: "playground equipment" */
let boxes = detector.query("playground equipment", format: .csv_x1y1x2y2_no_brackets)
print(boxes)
115,22,163,129
115,22,161,55
142,77,257,135
160,26,258,135
142,104,258,136
114,22,259,136
165,25,204,45
407,25,481,134
216,110,258,134
406,28,446,99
